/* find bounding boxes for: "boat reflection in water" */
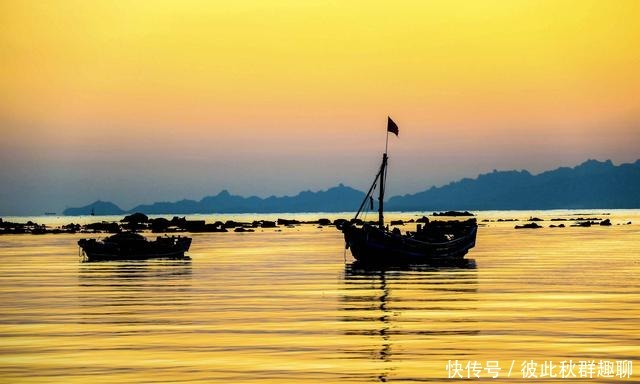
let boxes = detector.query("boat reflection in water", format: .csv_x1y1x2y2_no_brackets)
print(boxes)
76,260,193,325
341,261,478,382
78,259,193,282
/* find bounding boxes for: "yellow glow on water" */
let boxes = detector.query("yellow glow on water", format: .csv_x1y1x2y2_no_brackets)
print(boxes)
0,210,639,382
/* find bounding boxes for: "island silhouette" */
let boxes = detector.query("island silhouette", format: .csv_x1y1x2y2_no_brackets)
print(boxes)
63,159,640,215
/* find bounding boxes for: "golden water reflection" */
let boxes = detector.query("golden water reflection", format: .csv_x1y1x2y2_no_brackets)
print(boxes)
0,210,638,382
341,263,478,382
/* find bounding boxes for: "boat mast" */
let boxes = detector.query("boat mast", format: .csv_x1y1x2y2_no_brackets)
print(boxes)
378,153,387,229
378,130,389,229
353,152,387,227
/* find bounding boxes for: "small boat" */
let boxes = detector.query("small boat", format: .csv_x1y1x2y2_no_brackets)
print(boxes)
339,117,478,265
78,232,192,262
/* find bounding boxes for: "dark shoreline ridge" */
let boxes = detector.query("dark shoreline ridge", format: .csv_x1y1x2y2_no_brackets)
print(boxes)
60,159,640,216
0,213,631,235
0,214,358,235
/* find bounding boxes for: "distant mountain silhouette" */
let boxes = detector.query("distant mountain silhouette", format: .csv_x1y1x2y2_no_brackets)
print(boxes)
129,184,365,214
62,159,640,215
63,184,366,215
63,200,126,216
387,159,640,211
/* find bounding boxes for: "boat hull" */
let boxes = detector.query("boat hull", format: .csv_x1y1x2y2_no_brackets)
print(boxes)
81,249,190,262
342,223,477,265
78,235,192,262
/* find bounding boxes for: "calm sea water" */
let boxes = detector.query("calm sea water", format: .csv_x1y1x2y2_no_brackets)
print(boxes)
1,210,638,383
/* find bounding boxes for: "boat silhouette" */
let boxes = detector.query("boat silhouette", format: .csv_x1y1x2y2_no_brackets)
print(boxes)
340,117,478,265
78,232,192,262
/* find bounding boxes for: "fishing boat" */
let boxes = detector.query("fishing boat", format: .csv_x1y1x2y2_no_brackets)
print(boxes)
78,232,192,262
339,117,478,265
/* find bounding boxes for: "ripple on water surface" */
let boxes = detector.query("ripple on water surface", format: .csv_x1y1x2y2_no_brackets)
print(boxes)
0,210,639,382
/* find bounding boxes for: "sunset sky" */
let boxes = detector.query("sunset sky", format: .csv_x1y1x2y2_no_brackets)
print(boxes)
1,0,639,215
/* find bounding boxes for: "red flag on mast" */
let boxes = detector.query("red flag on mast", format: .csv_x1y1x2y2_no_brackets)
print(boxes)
387,116,399,136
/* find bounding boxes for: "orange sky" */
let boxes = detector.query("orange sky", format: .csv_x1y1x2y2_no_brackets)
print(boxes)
1,0,639,214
